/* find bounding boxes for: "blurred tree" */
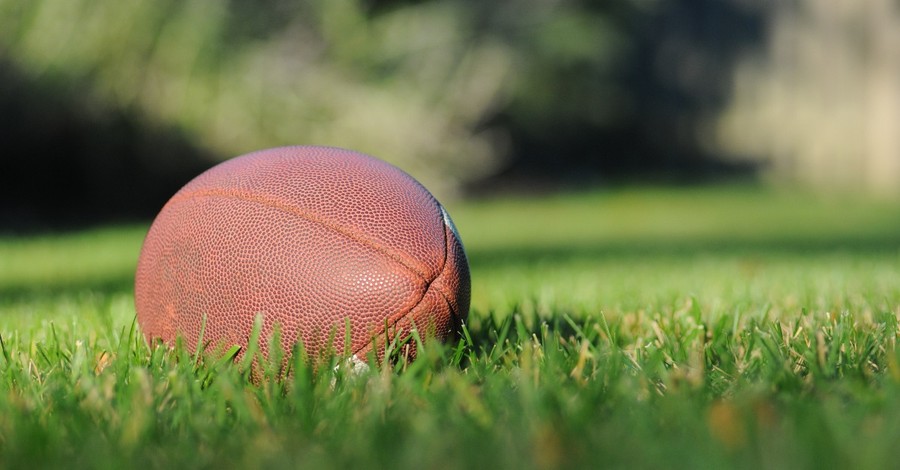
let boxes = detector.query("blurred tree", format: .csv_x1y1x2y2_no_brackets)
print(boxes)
0,0,770,227
0,57,213,230
463,0,764,190
0,0,512,203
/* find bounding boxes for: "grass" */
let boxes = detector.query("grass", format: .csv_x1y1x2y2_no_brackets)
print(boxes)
1,186,900,469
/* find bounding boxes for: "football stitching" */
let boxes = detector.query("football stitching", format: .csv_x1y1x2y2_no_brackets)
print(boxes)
351,214,452,357
169,188,433,282
426,222,458,320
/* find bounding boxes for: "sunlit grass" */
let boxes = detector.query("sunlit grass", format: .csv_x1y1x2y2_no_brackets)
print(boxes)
0,225,144,291
1,186,899,468
454,186,900,250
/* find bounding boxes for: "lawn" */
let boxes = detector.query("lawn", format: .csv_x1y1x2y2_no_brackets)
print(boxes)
1,186,899,469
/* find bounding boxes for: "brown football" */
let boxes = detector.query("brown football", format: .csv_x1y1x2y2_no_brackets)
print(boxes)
134,146,470,364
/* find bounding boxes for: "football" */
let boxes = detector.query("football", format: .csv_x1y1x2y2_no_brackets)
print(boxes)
134,146,470,365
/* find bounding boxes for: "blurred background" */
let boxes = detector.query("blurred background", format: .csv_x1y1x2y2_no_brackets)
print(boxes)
1,0,899,230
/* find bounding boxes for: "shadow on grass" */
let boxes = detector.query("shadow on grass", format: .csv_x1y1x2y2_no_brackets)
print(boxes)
3,232,898,299
460,308,585,355
0,277,135,306
467,234,900,268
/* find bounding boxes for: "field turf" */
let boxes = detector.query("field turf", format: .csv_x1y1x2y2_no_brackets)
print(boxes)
1,187,899,469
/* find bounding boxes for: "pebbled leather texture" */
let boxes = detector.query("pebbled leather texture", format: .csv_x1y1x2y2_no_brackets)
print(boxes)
134,146,470,364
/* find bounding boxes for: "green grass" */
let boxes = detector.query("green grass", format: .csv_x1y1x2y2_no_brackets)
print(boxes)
2,186,900,469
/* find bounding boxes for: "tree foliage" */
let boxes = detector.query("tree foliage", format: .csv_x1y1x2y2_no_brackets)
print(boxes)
0,0,772,224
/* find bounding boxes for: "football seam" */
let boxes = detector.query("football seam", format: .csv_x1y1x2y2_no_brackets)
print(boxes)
427,223,458,321
169,188,434,282
350,217,453,357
